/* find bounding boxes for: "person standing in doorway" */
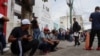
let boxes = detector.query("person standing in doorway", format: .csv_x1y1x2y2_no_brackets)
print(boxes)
0,13,9,49
86,6,100,50
31,17,40,39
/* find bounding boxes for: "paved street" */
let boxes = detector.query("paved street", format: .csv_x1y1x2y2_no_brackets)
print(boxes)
1,39,100,56
50,41,100,56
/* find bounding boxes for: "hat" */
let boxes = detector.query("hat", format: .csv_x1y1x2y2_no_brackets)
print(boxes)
44,28,49,31
22,19,31,25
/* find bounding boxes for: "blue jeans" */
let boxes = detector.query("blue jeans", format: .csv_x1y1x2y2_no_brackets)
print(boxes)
33,28,40,39
0,32,6,48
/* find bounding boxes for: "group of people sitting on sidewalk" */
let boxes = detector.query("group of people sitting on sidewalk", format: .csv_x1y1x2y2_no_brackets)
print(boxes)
0,13,60,56
8,19,59,56
0,13,86,56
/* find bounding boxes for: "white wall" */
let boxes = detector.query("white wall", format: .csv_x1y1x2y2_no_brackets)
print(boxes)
33,0,54,31
6,0,21,42
6,0,14,42
60,16,69,29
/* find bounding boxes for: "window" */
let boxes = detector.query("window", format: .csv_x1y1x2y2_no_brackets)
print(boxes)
15,0,21,5
46,7,49,12
43,4,45,9
42,0,48,2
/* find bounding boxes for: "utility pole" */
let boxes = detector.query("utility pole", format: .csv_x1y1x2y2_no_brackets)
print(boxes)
21,0,35,34
66,0,74,27
21,0,34,20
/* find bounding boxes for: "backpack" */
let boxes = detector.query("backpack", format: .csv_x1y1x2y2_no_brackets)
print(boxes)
77,25,81,31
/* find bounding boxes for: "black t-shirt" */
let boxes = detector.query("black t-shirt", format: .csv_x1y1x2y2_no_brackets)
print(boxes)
90,12,100,30
73,21,79,32
0,19,4,32
31,19,39,29
10,27,29,43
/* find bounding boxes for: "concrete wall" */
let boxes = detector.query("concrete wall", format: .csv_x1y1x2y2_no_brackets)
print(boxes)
60,16,69,30
7,0,21,42
6,0,54,41
33,0,54,31
6,0,14,42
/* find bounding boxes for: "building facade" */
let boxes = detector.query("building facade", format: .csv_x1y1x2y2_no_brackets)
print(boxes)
33,0,54,31
6,0,55,41
60,16,68,30
67,15,84,31
6,0,21,41
60,15,84,31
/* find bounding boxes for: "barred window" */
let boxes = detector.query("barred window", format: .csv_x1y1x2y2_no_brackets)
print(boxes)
42,0,48,2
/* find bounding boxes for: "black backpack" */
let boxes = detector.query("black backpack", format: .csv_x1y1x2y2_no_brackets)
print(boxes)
77,25,81,31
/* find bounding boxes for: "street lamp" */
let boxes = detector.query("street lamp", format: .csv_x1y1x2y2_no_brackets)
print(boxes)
66,0,74,28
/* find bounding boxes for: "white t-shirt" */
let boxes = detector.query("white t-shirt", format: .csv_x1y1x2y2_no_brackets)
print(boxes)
0,13,3,19
74,32,79,36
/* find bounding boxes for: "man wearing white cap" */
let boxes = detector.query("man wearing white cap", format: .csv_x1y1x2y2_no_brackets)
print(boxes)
0,13,9,51
8,19,39,56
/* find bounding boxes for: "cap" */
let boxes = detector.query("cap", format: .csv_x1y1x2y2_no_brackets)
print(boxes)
44,28,49,31
22,19,31,25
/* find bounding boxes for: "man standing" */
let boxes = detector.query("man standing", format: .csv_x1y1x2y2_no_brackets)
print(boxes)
73,18,80,46
8,19,39,56
0,13,9,49
31,17,40,39
86,6,100,50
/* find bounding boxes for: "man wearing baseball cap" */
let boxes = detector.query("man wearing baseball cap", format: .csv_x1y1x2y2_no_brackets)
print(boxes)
8,19,39,56
38,28,59,54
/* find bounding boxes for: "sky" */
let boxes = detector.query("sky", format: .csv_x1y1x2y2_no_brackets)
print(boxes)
51,0,67,20
51,0,100,30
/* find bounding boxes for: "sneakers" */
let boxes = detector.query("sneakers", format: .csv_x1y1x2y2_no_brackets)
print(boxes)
85,47,92,50
85,47,100,50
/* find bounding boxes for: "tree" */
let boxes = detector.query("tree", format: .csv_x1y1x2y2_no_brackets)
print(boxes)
15,0,35,19
21,0,35,34
21,0,34,19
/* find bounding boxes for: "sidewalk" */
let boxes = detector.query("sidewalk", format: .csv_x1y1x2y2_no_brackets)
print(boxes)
1,40,100,56
50,40,100,56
